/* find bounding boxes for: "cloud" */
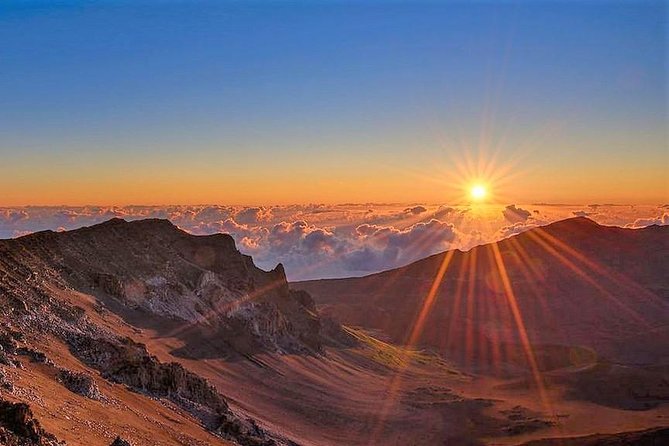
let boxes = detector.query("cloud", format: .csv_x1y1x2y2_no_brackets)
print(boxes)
496,211,548,239
572,210,595,217
625,214,669,228
0,209,28,223
355,223,381,237
233,207,273,225
432,206,459,219
496,221,543,239
1,204,666,280
503,204,531,223
347,219,459,272
404,205,427,215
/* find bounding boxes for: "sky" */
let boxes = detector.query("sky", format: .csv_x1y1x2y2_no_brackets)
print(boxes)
1,0,667,206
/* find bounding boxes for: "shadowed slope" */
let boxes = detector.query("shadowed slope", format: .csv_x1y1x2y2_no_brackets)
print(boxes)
519,426,669,445
297,218,669,378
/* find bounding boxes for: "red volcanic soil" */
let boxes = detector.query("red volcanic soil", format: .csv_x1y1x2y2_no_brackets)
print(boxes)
293,218,669,442
1,217,667,445
57,281,669,446
518,426,669,445
297,218,669,372
3,338,233,446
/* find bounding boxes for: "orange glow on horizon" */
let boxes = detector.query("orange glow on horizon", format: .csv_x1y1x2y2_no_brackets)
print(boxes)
1,145,667,206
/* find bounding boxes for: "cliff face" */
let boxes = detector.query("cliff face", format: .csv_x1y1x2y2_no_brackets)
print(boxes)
0,218,336,357
0,398,62,446
0,218,351,445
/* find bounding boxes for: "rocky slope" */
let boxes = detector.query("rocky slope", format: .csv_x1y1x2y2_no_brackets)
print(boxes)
0,218,353,445
1,218,345,357
1,217,667,445
0,398,62,446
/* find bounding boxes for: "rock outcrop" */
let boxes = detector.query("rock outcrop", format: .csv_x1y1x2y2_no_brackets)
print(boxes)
55,369,103,400
68,334,229,413
0,399,63,446
0,218,352,445
66,333,281,444
1,218,351,357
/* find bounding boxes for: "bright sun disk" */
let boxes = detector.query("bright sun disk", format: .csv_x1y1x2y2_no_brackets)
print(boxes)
470,184,487,201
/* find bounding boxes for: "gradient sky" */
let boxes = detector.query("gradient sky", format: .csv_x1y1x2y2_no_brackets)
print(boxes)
1,0,667,206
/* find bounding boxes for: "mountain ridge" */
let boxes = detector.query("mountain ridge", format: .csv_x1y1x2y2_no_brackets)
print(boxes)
1,216,667,445
0,217,356,445
297,216,669,379
2,216,353,357
295,216,665,283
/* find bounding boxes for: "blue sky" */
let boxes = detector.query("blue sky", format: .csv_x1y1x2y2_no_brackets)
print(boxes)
0,0,666,205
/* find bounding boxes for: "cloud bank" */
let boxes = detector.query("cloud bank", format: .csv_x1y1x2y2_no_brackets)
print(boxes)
0,203,665,280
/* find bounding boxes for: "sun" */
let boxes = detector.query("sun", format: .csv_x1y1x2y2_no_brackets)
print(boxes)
470,184,487,201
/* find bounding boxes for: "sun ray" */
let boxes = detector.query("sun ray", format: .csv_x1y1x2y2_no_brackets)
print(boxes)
490,242,554,417
366,249,456,445
445,253,469,353
534,227,666,308
464,248,478,368
525,230,652,327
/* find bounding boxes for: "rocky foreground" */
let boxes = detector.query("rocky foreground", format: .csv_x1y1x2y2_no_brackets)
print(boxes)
0,218,354,445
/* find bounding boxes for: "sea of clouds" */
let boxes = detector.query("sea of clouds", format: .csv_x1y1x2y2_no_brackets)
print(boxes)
1,203,667,280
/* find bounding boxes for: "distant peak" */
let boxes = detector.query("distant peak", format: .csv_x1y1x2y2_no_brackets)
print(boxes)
555,216,599,226
129,218,177,228
97,217,127,225
70,218,182,237
95,217,176,229
530,216,612,239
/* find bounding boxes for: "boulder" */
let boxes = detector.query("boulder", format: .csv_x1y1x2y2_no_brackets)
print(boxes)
109,436,133,446
56,369,103,400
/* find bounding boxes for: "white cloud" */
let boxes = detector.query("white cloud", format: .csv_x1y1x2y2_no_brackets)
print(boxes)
1,204,665,280
496,221,541,239
234,207,273,224
503,204,531,223
404,205,427,215
625,213,669,228
573,210,595,217
346,219,459,272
